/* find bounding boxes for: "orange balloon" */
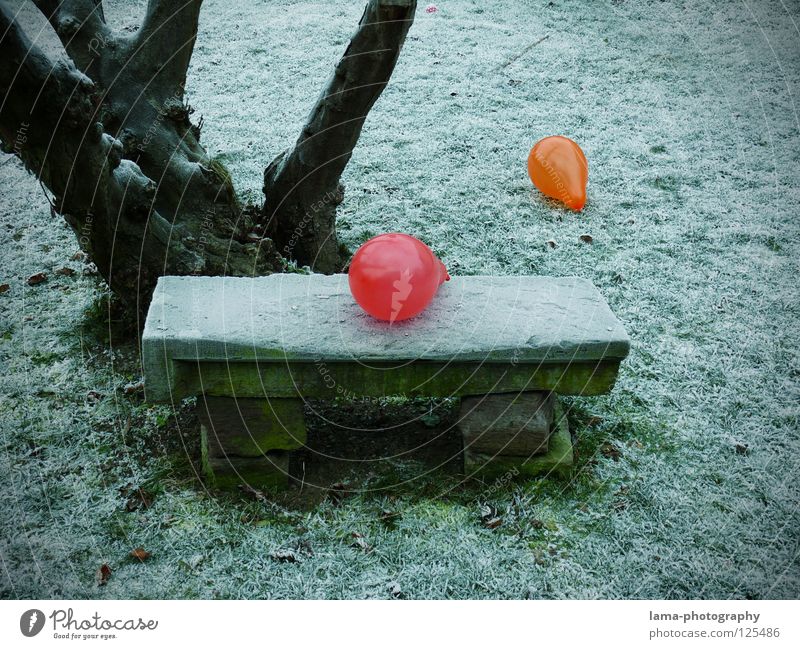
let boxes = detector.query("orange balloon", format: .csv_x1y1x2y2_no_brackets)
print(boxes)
527,136,588,211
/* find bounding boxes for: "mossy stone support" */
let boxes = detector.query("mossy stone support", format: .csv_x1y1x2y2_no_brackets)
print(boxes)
198,396,305,489
202,449,291,490
463,401,574,480
459,392,554,456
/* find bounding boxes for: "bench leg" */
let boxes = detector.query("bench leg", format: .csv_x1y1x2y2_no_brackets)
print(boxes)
459,393,573,479
198,396,306,489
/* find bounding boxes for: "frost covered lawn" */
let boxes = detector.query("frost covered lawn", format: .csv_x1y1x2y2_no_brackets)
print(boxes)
1,0,798,598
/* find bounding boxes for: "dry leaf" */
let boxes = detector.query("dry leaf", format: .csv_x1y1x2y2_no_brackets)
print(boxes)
600,443,622,461
95,563,111,586
327,482,350,506
0,283,9,294
123,487,154,512
579,234,593,244
586,416,604,427
123,381,144,396
130,547,151,561
479,504,497,523
184,554,205,570
27,272,47,285
270,548,299,563
54,267,75,277
735,442,749,456
484,516,502,529
238,484,267,503
545,239,557,249
70,251,85,261
350,532,373,553
379,508,401,528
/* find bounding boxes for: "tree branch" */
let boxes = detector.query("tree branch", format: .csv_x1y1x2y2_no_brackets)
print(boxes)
262,0,417,272
31,0,110,77
129,0,203,98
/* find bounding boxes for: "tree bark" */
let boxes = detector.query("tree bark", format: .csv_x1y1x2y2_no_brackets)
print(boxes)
2,0,418,312
262,0,417,273
4,0,278,315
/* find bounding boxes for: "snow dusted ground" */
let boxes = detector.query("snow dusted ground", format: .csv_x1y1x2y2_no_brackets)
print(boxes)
1,0,798,598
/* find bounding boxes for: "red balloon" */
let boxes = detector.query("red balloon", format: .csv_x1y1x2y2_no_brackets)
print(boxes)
348,233,449,322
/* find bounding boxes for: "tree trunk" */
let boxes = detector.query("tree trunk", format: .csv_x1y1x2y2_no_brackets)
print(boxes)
261,0,417,273
1,0,417,312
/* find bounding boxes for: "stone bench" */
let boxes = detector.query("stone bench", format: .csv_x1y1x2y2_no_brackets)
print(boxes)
142,274,629,488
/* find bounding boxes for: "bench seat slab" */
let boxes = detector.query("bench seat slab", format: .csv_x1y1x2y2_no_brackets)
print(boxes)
143,275,629,402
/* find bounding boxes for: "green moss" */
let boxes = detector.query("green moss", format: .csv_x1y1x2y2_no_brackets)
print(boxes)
464,402,573,480
205,454,290,490
175,360,622,400
207,156,240,209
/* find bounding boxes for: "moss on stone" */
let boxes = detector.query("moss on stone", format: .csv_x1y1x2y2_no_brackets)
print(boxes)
464,402,573,480
205,453,290,490
176,359,622,400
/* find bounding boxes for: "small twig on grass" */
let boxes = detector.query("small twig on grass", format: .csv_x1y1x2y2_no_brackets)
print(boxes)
494,34,550,72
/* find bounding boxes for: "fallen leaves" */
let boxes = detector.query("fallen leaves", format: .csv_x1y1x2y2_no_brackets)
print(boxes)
545,239,557,249
95,563,111,586
327,482,351,506
27,272,47,285
181,554,204,571
270,539,313,563
578,234,593,244
379,508,401,529
123,380,145,396
480,504,502,529
270,548,300,563
0,283,9,294
54,267,75,277
130,547,151,561
238,484,268,503
735,442,750,456
122,485,155,512
600,442,622,461
350,532,373,553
